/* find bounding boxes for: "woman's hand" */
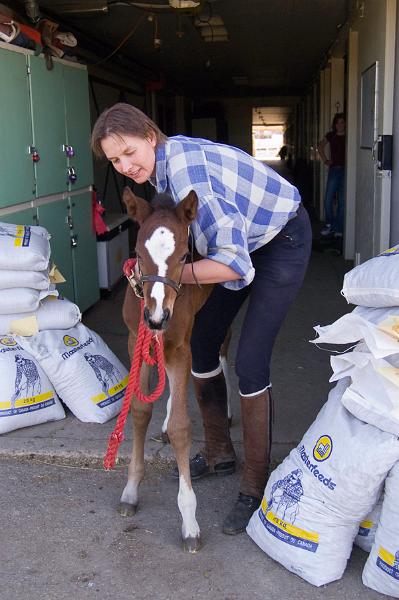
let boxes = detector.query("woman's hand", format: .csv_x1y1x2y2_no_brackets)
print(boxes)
181,259,241,285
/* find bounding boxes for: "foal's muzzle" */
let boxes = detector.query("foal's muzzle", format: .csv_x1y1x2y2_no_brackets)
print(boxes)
144,307,171,330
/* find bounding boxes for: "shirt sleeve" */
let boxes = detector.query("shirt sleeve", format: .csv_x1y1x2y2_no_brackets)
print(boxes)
192,197,255,290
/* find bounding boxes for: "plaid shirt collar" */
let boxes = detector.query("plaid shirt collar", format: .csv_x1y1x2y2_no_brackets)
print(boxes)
154,143,168,192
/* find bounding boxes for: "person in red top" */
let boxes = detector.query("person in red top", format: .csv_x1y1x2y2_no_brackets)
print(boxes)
318,113,346,237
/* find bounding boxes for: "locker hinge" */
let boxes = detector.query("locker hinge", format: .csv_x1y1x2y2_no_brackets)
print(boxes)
27,66,31,75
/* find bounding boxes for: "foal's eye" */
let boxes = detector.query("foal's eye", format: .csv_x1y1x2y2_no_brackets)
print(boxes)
180,253,188,264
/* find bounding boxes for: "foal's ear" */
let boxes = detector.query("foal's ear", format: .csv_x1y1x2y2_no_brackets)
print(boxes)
122,187,153,226
176,190,198,224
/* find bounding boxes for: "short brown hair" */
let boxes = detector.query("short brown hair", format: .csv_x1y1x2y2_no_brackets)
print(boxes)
91,102,167,157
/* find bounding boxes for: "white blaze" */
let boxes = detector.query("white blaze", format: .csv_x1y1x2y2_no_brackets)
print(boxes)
144,226,175,322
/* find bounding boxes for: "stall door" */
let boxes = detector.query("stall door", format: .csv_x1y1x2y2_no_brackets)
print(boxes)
355,1,395,262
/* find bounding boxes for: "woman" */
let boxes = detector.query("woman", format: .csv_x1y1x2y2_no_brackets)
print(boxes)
317,113,346,237
91,103,312,535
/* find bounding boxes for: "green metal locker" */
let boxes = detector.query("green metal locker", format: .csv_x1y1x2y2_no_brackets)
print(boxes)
36,201,75,302
70,192,100,312
0,207,37,226
0,49,34,208
63,66,94,189
28,55,67,197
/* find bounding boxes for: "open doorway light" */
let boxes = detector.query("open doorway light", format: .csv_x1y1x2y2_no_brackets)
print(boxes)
252,125,284,162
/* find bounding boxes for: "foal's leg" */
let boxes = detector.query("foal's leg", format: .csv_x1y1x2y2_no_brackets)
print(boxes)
119,358,153,517
166,348,201,553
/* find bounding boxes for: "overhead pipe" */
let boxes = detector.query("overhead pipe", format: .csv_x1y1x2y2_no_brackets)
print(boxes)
49,2,109,15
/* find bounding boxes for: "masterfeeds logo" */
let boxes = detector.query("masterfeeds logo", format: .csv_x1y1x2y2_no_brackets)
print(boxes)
298,444,336,491
380,244,399,256
0,337,17,347
61,335,94,360
313,435,333,462
0,337,23,354
63,335,79,347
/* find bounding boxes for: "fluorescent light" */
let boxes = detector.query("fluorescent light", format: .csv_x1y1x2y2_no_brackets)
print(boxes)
169,0,200,8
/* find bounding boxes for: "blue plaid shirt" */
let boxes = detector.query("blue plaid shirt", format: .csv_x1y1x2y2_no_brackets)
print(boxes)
152,136,301,290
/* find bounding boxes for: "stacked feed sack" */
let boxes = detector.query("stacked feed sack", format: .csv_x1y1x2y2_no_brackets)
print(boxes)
247,244,399,595
0,222,127,430
0,222,81,335
0,333,65,434
246,378,399,587
16,323,129,424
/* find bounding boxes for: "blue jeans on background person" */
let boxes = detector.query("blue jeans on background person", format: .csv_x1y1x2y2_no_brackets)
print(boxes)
324,166,345,234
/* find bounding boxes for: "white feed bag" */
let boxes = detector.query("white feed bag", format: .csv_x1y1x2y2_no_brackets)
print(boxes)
0,269,50,290
329,344,399,436
342,244,399,307
15,323,129,423
246,379,399,587
0,335,65,434
311,310,399,359
0,296,82,336
0,287,58,315
354,496,383,553
0,223,51,271
363,461,399,597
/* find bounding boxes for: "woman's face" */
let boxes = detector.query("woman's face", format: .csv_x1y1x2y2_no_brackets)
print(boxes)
335,118,345,135
101,133,157,184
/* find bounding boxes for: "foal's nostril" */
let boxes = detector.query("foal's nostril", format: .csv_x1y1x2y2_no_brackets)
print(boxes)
162,308,170,329
143,306,150,325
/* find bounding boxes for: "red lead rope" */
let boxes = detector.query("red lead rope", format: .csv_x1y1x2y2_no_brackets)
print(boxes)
103,295,166,470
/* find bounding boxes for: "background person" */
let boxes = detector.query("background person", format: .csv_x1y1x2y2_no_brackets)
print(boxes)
317,112,346,237
91,103,312,535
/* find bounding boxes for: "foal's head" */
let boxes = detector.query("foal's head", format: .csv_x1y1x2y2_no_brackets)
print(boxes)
123,187,198,330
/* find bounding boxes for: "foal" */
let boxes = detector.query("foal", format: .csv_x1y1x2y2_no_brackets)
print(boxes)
119,187,213,552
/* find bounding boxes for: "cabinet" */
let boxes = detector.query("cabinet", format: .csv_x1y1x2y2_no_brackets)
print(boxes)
97,214,131,291
0,50,34,206
0,43,99,312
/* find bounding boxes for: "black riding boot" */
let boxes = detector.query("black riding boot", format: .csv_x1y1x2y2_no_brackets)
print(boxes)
172,371,236,479
223,389,272,535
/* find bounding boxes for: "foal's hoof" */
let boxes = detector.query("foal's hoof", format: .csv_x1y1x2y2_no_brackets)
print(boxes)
118,502,138,517
182,535,202,553
150,431,170,444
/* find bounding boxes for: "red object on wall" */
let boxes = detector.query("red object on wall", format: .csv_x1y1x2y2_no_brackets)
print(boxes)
145,77,166,92
19,23,42,45
91,190,108,235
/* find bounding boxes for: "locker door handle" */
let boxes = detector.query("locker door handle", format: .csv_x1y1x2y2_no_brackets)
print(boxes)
67,167,77,184
63,144,75,158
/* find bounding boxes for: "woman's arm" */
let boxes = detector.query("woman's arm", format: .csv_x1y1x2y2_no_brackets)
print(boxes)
181,258,242,285
317,137,332,166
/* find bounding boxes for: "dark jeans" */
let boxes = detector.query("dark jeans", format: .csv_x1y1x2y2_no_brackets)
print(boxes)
324,166,345,234
190,204,312,395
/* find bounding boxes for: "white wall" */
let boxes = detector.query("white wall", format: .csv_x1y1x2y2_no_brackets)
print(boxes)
391,0,399,245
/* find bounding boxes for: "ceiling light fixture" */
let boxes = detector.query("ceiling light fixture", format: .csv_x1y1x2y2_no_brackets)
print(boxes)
169,0,200,8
